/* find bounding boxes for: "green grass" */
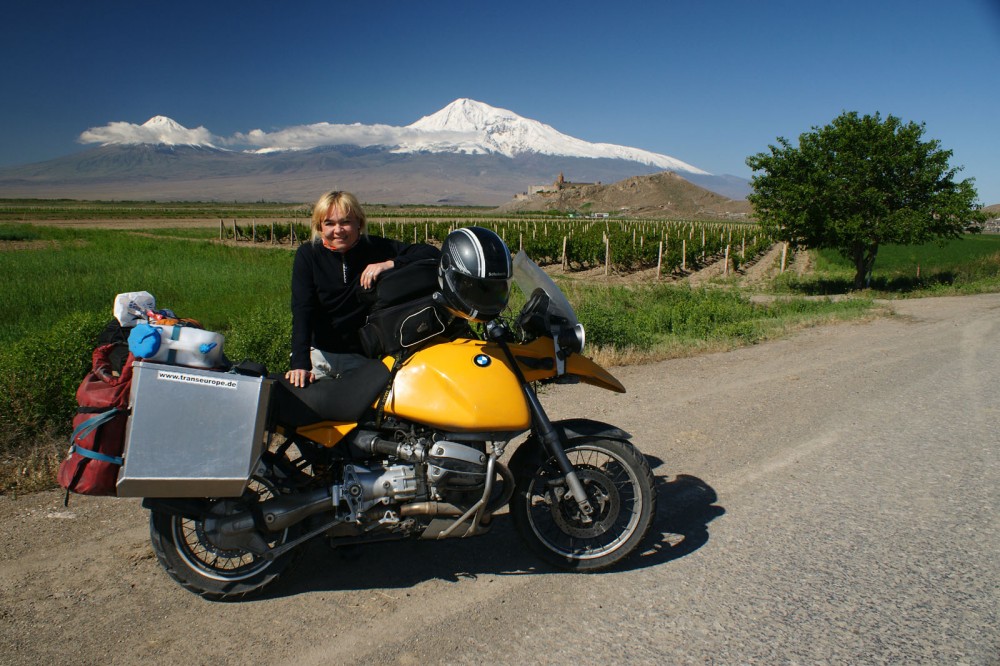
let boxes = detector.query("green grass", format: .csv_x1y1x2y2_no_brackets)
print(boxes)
0,224,294,345
814,234,1000,272
567,283,872,351
776,234,1000,296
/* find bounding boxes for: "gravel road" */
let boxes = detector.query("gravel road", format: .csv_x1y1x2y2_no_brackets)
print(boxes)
1,293,997,665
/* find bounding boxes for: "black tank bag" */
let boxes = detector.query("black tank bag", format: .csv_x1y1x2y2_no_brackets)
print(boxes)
359,259,454,358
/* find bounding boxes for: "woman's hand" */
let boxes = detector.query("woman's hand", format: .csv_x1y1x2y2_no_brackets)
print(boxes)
360,260,395,290
285,368,315,388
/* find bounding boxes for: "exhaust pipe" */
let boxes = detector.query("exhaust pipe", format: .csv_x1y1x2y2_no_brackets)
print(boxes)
399,501,466,517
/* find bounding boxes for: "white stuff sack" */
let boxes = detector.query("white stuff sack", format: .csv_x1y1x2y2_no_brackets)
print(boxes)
113,291,156,328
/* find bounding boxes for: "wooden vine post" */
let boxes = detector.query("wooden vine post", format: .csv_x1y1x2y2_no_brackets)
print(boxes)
562,236,568,271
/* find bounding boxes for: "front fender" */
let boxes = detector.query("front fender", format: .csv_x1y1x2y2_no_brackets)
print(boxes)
551,417,631,442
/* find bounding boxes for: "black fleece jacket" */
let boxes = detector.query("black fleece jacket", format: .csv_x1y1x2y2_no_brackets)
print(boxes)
290,236,439,370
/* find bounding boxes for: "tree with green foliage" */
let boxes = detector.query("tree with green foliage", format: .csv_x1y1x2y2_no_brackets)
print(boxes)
746,111,985,289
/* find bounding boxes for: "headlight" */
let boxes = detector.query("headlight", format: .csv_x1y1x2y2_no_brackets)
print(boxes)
557,323,585,354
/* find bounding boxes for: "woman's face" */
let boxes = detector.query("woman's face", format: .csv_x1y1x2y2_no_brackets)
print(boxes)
320,204,361,252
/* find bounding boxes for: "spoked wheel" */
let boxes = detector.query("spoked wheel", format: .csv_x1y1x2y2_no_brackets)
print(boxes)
511,437,655,571
149,475,301,601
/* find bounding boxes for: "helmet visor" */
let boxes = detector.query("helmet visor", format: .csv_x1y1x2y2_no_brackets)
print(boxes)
445,270,511,316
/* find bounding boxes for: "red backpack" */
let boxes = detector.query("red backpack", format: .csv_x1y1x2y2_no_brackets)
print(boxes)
57,344,135,498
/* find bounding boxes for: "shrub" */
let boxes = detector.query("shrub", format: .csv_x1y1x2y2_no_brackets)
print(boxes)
223,302,293,375
574,287,657,349
0,310,108,446
0,225,41,241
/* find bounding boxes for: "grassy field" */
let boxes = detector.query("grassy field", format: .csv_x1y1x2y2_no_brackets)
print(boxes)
775,234,1000,296
0,224,294,345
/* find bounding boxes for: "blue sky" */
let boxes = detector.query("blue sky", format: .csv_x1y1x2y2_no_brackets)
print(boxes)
2,0,998,203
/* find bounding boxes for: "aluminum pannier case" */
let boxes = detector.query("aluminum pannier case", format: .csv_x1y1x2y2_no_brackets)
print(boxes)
116,361,273,498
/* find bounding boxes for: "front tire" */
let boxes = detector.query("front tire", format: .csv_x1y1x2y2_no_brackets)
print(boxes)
511,437,655,571
148,475,301,601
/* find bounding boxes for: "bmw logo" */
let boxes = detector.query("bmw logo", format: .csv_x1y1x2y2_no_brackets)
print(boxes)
473,354,491,367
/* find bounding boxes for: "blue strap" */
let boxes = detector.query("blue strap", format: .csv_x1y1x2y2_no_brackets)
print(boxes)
69,409,124,466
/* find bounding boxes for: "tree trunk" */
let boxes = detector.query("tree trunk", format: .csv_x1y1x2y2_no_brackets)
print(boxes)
852,243,879,290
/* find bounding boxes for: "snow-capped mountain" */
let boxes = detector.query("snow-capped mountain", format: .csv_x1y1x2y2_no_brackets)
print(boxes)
0,99,750,203
78,115,218,149
397,99,709,175
75,100,710,177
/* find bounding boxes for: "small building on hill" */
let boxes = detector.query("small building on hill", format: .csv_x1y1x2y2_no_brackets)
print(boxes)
527,173,600,196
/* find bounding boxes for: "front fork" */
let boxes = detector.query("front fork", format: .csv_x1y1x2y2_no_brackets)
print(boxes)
495,336,594,520
521,385,595,520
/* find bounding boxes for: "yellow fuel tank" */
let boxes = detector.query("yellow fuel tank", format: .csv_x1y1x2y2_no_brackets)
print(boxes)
382,339,531,432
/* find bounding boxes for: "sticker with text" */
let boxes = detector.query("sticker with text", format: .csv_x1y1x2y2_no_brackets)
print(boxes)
157,370,239,390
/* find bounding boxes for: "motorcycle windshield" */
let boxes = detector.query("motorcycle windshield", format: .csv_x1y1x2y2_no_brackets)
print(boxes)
512,250,580,328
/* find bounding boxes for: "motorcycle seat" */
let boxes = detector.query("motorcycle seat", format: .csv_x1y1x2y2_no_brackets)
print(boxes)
269,358,390,428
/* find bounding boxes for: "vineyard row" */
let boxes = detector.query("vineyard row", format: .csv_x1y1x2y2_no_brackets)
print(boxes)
220,217,775,275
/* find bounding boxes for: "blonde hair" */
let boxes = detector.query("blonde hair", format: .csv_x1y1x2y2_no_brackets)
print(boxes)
310,191,367,242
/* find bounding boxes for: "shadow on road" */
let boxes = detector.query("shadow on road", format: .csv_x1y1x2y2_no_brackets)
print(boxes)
269,471,723,599
625,472,725,570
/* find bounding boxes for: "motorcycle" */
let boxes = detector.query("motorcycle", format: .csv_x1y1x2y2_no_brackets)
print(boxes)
128,250,656,600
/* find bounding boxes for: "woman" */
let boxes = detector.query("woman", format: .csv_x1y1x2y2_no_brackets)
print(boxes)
285,191,439,388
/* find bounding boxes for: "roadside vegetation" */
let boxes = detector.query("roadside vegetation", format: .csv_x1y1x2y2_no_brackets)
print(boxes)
2,217,999,495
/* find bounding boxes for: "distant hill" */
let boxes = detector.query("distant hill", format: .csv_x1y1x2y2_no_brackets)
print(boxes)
497,171,751,219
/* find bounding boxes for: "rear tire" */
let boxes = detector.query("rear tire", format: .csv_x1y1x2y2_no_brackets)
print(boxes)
148,476,301,601
511,437,655,571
